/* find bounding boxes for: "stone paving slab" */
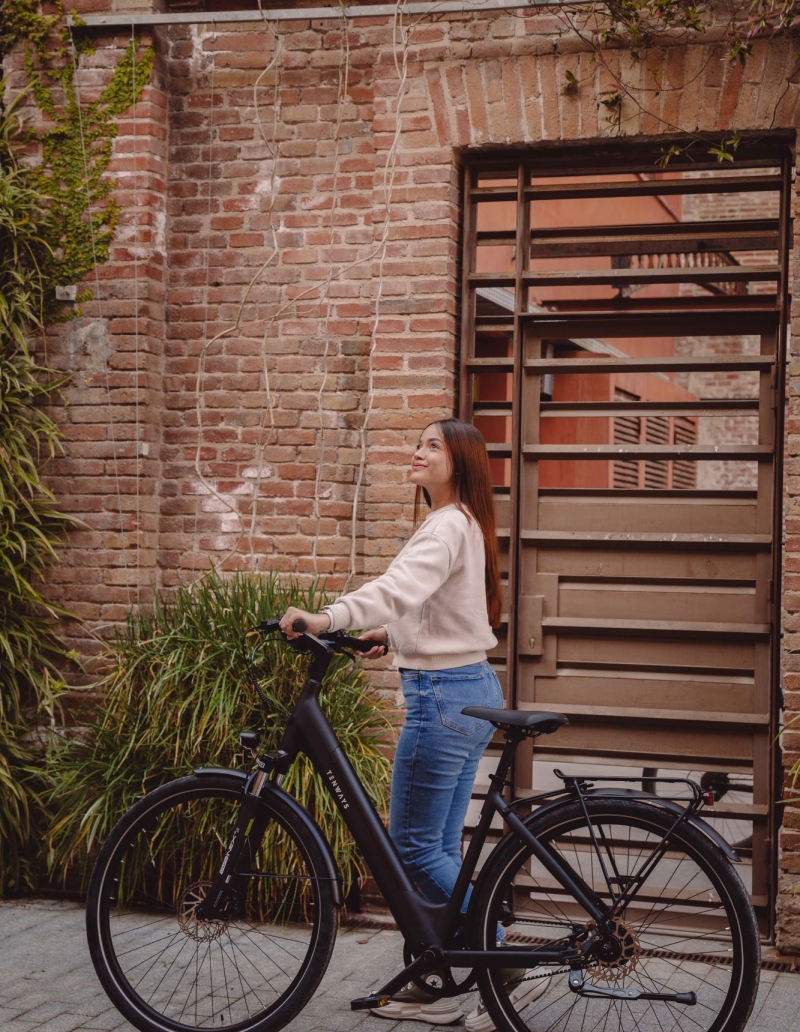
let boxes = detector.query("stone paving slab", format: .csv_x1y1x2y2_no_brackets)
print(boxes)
2,899,800,1031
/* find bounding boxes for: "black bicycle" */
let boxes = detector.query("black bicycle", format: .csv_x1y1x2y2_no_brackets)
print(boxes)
86,619,760,1032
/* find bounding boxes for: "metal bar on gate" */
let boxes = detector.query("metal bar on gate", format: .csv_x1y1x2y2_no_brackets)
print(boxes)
521,443,773,460
522,175,784,200
521,266,779,287
522,356,775,374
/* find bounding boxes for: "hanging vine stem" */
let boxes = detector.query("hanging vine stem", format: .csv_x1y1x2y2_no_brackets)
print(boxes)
246,0,493,587
67,29,134,612
242,5,418,584
189,0,483,587
191,21,238,564
243,0,417,590
186,9,355,578
344,0,414,592
188,7,355,576
311,0,352,575
130,21,142,604
189,16,286,574
341,0,497,592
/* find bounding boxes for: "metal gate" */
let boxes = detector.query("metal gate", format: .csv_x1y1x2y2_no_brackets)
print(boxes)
459,139,791,935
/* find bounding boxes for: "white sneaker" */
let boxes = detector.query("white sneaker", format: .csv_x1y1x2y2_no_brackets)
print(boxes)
465,967,552,1032
370,981,462,1025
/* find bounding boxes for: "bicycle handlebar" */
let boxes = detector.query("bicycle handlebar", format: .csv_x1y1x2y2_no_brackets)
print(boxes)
254,617,389,656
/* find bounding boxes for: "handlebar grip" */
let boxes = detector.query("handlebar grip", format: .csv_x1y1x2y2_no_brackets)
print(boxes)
292,618,308,633
342,636,389,656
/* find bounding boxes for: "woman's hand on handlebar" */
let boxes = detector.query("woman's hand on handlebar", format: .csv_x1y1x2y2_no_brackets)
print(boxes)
357,626,389,660
279,607,331,639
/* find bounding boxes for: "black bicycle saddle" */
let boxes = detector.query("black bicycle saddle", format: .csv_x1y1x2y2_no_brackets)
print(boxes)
461,707,568,735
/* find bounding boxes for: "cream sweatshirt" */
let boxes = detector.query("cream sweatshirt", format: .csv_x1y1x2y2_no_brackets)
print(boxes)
322,504,498,670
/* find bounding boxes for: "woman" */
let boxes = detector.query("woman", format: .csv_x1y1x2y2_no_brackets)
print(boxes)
280,418,549,1030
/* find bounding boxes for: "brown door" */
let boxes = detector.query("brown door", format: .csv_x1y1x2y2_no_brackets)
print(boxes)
460,141,791,935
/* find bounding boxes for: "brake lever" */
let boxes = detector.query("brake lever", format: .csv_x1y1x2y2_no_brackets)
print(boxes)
285,631,334,655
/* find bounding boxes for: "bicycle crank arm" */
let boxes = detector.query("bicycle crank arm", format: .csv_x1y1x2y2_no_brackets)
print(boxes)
568,968,696,1005
351,950,439,1011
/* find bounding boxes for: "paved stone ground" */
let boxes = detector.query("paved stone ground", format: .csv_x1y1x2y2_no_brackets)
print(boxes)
2,899,800,1032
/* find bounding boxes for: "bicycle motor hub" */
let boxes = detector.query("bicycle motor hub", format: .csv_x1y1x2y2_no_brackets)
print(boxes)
178,880,228,943
586,917,640,981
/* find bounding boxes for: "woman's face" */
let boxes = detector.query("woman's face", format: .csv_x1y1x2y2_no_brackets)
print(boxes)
410,424,452,491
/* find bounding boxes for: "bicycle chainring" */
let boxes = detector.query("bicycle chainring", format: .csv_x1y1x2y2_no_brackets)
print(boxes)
403,943,476,997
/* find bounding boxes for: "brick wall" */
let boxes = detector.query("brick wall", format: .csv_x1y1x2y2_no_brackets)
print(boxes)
5,6,800,945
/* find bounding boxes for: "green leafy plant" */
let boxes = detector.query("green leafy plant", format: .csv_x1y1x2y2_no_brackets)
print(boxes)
0,89,78,895
708,131,741,163
47,570,393,900
2,0,154,319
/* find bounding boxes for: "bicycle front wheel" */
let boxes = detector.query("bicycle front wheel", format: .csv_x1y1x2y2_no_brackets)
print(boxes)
86,774,338,1032
470,798,759,1032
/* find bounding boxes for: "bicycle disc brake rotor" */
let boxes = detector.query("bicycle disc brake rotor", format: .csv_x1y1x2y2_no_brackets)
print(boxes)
177,880,228,943
586,917,640,981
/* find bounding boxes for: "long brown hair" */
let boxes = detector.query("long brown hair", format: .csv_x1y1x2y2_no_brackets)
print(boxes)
413,418,503,628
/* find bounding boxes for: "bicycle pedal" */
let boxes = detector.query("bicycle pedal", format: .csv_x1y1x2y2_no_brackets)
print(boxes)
350,995,391,1011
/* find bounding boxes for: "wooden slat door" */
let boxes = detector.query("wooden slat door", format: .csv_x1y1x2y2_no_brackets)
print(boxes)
460,142,791,935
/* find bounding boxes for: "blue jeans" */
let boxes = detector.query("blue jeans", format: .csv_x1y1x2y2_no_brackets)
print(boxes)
389,660,504,909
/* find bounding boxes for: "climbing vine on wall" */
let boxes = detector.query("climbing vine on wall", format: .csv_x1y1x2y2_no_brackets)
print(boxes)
554,0,800,158
1,0,153,318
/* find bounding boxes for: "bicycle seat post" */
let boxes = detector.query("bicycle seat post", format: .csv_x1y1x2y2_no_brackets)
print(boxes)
489,728,525,799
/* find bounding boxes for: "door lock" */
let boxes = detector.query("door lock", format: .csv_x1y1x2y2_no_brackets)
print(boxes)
518,595,544,656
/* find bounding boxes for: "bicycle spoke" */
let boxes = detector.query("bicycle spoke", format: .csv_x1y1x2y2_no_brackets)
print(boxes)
115,928,185,960
234,922,303,982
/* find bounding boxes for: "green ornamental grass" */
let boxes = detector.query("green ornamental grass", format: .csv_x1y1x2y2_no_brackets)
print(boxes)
47,569,394,901
0,86,77,896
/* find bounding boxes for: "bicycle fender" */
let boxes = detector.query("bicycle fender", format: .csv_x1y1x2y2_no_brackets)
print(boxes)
195,766,247,780
507,788,739,864
193,766,344,905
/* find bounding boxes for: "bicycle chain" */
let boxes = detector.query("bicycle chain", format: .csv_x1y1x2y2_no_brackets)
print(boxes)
509,966,571,986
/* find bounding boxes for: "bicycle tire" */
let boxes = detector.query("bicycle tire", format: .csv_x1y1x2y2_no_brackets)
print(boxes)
86,773,338,1032
642,768,754,854
469,797,760,1032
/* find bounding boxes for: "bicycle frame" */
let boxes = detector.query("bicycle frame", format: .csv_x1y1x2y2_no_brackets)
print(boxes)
197,628,711,1008
229,636,604,959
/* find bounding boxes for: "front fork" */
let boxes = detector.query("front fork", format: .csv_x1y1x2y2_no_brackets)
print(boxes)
195,753,286,921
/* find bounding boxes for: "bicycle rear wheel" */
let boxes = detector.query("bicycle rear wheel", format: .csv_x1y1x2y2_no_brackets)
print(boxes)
86,774,338,1032
470,798,759,1032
